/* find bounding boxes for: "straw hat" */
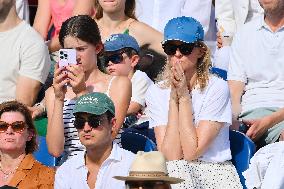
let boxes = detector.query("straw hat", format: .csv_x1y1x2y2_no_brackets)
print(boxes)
113,151,184,184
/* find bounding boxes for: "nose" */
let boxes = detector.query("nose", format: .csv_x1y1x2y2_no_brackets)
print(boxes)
174,48,183,57
6,126,14,134
107,61,113,67
83,122,92,132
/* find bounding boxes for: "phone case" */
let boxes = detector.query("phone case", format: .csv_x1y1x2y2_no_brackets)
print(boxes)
59,49,77,68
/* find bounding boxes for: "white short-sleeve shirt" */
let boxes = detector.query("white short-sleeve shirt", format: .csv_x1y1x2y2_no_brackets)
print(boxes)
145,75,232,162
55,143,135,189
0,21,51,103
228,16,284,113
131,70,153,107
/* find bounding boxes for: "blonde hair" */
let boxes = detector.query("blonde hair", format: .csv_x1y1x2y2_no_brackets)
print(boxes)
156,42,211,91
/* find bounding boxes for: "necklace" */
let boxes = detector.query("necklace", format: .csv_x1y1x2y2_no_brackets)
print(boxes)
0,166,18,181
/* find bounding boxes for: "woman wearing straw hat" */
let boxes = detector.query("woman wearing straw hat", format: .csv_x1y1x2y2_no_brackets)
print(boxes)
145,16,242,188
114,151,183,189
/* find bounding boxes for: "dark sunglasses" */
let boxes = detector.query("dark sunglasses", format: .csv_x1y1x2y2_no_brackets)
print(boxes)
0,121,27,133
74,115,105,130
162,43,197,56
104,51,125,66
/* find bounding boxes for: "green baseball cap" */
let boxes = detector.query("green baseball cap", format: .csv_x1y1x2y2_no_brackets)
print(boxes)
73,92,115,116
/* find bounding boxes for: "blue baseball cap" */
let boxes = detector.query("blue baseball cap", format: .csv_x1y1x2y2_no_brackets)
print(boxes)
162,16,204,44
104,34,140,53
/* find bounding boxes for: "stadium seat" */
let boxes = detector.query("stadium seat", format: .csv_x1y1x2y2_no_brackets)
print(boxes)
229,130,256,189
33,136,58,167
121,131,157,153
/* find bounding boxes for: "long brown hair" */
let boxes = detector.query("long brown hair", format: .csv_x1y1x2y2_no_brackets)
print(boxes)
0,101,38,154
59,15,102,48
94,0,137,20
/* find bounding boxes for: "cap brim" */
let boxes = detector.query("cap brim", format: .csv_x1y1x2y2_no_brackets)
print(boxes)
162,38,196,45
113,176,184,184
162,32,204,45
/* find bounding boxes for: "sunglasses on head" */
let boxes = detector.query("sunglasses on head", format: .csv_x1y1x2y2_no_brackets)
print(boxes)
74,115,105,130
162,42,198,56
0,121,27,133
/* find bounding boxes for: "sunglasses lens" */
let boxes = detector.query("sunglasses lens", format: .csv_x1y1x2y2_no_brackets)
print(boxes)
74,117,85,129
88,117,101,129
163,44,177,55
105,54,124,66
74,116,101,129
11,121,26,132
0,122,8,132
179,44,195,55
163,43,195,55
0,121,26,133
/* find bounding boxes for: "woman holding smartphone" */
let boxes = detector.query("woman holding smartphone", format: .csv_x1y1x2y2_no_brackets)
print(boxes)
145,16,242,188
45,15,131,164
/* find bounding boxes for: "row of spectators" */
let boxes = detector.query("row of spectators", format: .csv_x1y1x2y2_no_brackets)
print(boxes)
0,0,284,189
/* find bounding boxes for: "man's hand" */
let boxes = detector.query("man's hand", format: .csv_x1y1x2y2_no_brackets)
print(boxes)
28,104,45,119
280,130,284,141
217,31,223,49
243,117,271,141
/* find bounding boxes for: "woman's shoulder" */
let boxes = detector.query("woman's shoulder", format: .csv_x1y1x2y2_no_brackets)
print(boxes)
24,154,55,183
207,75,229,93
129,19,159,35
112,75,131,86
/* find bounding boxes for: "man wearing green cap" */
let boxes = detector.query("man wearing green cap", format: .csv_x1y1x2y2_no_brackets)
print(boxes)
55,92,135,189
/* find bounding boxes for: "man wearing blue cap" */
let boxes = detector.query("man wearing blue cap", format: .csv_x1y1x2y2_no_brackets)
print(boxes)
104,34,153,127
55,92,135,189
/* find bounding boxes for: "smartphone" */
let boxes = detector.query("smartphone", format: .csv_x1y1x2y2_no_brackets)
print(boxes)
59,49,77,68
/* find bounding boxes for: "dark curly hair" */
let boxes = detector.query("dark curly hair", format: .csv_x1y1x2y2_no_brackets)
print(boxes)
94,0,137,20
59,15,102,47
0,101,37,154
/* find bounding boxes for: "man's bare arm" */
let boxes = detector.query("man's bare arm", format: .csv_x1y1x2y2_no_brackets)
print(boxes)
16,75,41,106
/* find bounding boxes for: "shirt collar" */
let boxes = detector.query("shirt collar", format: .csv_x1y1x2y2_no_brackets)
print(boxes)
256,15,267,31
17,154,36,170
75,143,122,169
257,15,284,32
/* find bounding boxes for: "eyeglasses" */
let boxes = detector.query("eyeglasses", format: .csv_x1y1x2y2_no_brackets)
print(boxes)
74,115,105,130
0,121,27,133
126,181,168,189
162,43,197,56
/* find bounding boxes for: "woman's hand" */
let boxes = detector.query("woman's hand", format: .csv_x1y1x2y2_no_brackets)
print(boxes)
66,64,87,97
171,61,189,99
53,63,68,101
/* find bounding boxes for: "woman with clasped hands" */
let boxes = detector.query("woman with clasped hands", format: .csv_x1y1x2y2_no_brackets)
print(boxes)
145,16,242,188
0,101,55,188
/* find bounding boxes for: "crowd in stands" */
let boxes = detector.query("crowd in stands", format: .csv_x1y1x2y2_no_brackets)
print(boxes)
0,0,284,188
